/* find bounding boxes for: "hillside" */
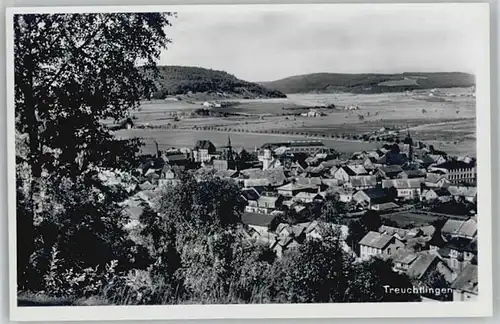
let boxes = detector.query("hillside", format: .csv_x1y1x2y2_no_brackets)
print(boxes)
260,72,475,94
150,66,287,99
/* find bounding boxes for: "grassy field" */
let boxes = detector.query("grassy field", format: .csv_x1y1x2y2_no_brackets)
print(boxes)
381,211,441,227
115,88,476,157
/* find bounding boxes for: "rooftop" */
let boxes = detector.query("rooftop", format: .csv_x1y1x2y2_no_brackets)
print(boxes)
359,231,395,249
435,160,474,170
382,178,424,189
442,218,477,238
451,264,478,294
241,212,276,227
406,253,438,279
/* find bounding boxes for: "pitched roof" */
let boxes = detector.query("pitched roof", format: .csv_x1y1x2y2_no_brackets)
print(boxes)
294,192,322,200
257,195,281,207
359,231,395,249
241,188,260,201
399,169,426,178
240,167,286,186
442,218,477,238
244,179,270,187
194,140,216,151
215,169,238,178
379,225,410,239
296,177,322,186
451,264,478,294
392,249,419,265
406,253,439,279
346,165,368,175
350,175,377,188
445,237,477,253
277,182,315,191
340,166,356,176
357,188,386,200
447,186,477,198
435,160,474,170
241,212,276,227
322,178,341,187
378,165,404,175
425,173,448,183
382,178,424,189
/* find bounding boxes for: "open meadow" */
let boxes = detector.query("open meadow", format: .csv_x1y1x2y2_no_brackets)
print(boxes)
114,87,476,157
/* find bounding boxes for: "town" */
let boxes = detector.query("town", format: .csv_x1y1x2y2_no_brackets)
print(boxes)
108,129,478,303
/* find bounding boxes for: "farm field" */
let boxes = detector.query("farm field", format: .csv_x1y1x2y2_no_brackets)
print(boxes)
115,88,476,157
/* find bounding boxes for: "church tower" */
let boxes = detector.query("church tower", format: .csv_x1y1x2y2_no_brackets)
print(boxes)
226,135,234,161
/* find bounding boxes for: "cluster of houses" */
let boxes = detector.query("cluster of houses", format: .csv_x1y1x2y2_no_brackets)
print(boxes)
112,130,477,302
358,216,477,301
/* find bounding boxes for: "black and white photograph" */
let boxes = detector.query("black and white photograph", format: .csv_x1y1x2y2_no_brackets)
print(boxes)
7,3,492,321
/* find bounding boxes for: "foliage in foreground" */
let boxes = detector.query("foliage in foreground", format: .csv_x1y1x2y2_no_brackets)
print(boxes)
19,174,421,305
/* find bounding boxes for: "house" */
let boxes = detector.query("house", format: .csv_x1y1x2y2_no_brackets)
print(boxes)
441,218,477,240
158,168,181,188
433,237,477,273
163,152,190,167
241,212,277,236
334,165,368,182
451,264,478,301
269,236,301,258
406,252,456,284
359,231,405,260
352,188,387,207
398,169,426,179
293,192,323,204
347,175,378,190
241,188,260,205
193,140,216,163
322,178,341,188
276,183,315,197
421,188,452,203
425,172,451,188
382,178,424,200
391,249,419,272
376,165,404,179
422,154,447,167
370,202,399,211
447,186,477,203
245,195,284,214
240,167,287,188
430,160,476,185
296,176,323,187
330,187,355,203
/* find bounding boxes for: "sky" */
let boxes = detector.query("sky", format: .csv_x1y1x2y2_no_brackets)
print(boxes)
158,4,488,82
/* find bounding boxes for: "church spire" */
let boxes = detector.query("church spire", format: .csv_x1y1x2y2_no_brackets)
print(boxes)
226,135,233,161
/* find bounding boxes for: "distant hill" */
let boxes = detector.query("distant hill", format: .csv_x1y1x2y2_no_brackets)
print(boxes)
149,66,287,99
260,72,475,94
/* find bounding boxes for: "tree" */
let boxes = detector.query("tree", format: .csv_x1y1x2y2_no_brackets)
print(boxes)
268,232,353,303
319,198,342,223
346,220,368,255
346,258,420,302
360,210,382,231
14,12,174,290
421,268,453,301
